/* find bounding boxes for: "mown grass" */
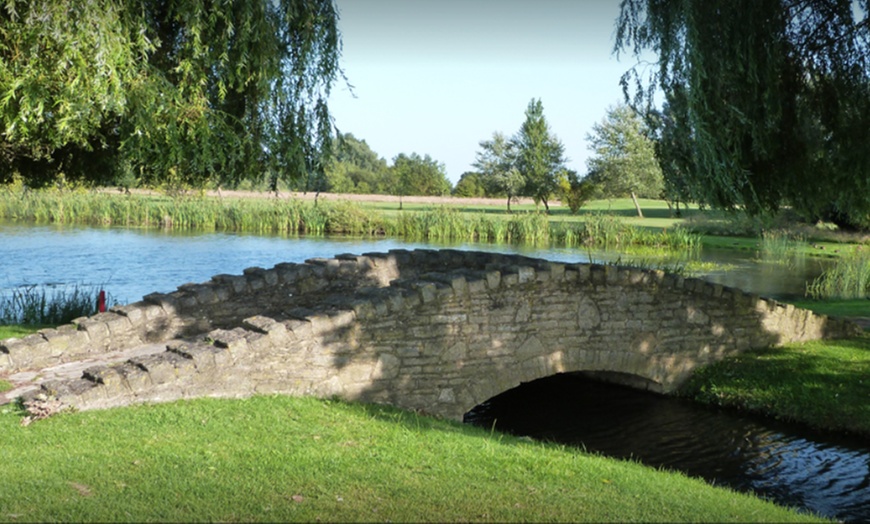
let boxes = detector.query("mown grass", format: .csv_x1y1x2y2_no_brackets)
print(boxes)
0,395,819,522
0,324,44,339
679,334,870,437
789,298,870,318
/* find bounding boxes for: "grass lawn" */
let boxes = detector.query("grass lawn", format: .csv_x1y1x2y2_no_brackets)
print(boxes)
0,395,820,522
788,298,870,318
679,334,870,437
0,324,45,339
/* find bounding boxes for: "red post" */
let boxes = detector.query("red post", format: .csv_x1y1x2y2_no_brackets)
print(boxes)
98,290,106,313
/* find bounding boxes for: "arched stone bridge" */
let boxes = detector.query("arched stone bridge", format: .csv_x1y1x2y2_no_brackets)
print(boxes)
1,249,859,420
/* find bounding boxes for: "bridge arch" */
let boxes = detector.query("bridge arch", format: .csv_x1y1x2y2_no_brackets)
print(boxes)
3,249,859,420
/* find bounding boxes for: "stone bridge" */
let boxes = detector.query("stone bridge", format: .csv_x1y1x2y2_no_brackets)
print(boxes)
1,249,859,420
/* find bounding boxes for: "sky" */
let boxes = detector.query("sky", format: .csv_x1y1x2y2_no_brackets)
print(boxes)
327,0,647,185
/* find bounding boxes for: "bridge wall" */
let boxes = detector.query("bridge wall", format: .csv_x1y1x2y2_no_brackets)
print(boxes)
3,250,860,420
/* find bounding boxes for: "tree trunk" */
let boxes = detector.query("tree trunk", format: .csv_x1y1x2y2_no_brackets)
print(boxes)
506,195,511,213
543,199,550,214
630,191,644,218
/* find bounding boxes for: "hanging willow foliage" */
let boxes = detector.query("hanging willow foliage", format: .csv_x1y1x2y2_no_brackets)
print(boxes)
0,0,342,189
616,0,870,228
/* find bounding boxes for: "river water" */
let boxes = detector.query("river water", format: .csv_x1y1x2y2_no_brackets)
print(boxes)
0,221,830,303
1,221,866,520
464,374,870,522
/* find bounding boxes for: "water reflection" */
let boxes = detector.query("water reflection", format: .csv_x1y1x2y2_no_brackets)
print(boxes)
464,373,870,522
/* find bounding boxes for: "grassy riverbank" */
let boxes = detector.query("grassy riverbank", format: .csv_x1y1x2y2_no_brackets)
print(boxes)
680,332,870,437
677,297,870,437
0,187,701,251
0,395,819,522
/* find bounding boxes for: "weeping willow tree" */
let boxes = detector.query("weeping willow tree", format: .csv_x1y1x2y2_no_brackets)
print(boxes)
0,0,341,190
616,0,870,228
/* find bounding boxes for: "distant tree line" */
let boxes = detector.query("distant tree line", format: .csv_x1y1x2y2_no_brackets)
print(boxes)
306,133,451,199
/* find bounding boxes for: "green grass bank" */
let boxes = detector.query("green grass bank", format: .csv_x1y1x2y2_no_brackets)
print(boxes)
0,395,820,522
679,333,870,437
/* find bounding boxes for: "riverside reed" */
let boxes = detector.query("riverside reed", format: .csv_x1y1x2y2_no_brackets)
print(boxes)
0,189,700,251
0,284,112,326
807,246,870,299
0,395,819,522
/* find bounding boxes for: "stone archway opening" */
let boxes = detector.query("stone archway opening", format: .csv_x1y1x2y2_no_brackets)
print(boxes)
462,371,665,433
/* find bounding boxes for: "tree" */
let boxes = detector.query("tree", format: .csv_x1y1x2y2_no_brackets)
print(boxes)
473,131,524,212
616,0,870,228
453,172,487,198
557,169,596,214
0,0,342,190
585,104,664,218
390,152,452,208
513,99,567,213
323,133,390,194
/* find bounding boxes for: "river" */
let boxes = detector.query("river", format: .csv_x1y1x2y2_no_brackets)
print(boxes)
0,221,830,303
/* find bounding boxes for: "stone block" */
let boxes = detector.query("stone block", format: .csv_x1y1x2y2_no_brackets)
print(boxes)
605,265,620,285
172,342,218,371
414,282,437,303
211,274,249,294
337,259,361,276
285,319,313,339
76,319,109,344
274,262,302,284
83,365,127,391
208,328,250,354
589,264,606,284
243,331,271,352
143,292,180,316
129,354,178,385
517,266,535,284
243,267,267,291
181,283,220,306
121,363,153,392
348,299,375,319
103,313,133,338
211,345,234,367
243,315,285,336
110,304,145,326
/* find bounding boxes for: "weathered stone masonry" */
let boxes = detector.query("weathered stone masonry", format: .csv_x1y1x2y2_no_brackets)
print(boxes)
1,249,860,420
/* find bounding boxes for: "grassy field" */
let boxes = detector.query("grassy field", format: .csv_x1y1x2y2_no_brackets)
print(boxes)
0,395,820,522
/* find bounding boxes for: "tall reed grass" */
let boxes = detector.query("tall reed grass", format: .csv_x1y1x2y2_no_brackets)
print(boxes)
0,284,114,325
760,229,807,265
552,213,701,252
806,246,870,299
0,188,701,252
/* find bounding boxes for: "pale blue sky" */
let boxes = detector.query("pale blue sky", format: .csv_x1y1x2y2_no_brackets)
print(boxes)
327,0,644,184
